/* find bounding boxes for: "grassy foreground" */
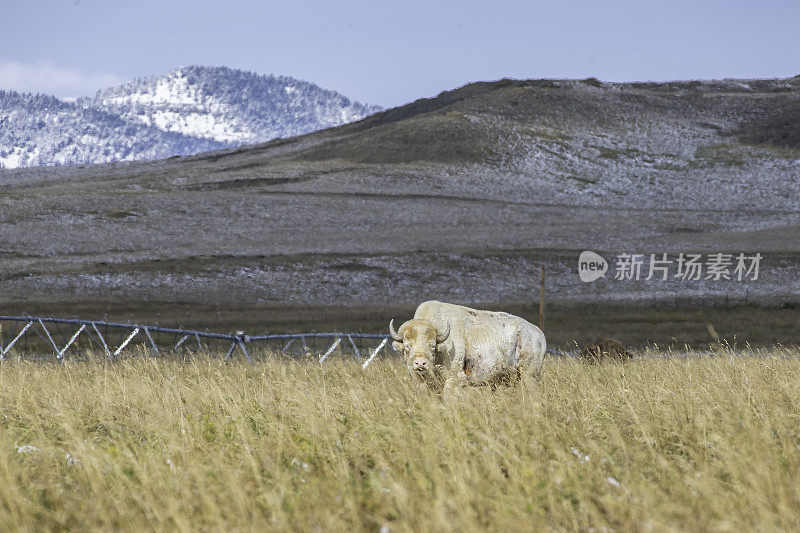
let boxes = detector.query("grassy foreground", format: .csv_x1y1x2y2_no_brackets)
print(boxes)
1,351,800,531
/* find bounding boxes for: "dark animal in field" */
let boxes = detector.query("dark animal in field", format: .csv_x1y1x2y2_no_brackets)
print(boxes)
580,338,632,363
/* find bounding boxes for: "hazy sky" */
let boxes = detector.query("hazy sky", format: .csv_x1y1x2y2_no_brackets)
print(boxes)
1,0,798,107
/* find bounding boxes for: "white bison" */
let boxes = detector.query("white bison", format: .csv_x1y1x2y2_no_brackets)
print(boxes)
390,301,546,398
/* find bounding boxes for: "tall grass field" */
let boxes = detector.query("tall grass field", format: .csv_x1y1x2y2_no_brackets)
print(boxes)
1,350,799,531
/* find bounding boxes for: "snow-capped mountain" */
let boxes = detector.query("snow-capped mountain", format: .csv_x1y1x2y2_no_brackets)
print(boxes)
0,91,225,168
88,66,380,144
0,66,381,168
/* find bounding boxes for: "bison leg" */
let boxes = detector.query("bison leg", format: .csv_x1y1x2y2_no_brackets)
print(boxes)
442,340,468,403
514,330,543,391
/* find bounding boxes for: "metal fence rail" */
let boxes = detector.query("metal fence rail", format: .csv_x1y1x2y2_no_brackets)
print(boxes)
0,315,395,367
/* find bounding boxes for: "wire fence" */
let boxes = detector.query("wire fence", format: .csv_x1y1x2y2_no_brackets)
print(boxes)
0,315,395,367
4,313,783,366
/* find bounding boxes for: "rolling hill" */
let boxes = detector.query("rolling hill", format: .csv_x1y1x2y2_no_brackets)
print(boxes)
1,75,799,342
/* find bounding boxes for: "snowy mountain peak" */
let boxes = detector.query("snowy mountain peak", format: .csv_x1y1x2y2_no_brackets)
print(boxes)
1,66,381,168
88,65,380,144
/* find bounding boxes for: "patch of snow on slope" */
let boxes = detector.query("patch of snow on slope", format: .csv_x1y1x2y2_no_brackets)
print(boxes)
149,110,251,143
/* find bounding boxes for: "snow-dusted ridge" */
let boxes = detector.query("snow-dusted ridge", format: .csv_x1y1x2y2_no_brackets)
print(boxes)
0,66,381,168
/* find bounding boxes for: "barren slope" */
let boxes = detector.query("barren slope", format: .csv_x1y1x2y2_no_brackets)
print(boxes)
2,76,799,335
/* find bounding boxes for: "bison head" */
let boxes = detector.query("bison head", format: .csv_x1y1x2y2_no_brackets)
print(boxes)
389,318,450,378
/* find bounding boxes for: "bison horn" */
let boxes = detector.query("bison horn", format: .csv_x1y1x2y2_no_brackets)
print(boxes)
389,319,402,341
436,322,450,344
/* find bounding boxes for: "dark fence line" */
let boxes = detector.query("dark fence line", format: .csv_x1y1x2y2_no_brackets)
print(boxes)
0,315,395,366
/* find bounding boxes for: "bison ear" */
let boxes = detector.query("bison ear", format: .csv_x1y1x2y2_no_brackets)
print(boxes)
391,341,403,354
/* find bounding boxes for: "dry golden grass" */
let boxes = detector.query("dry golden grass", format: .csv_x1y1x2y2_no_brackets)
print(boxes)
1,349,800,531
